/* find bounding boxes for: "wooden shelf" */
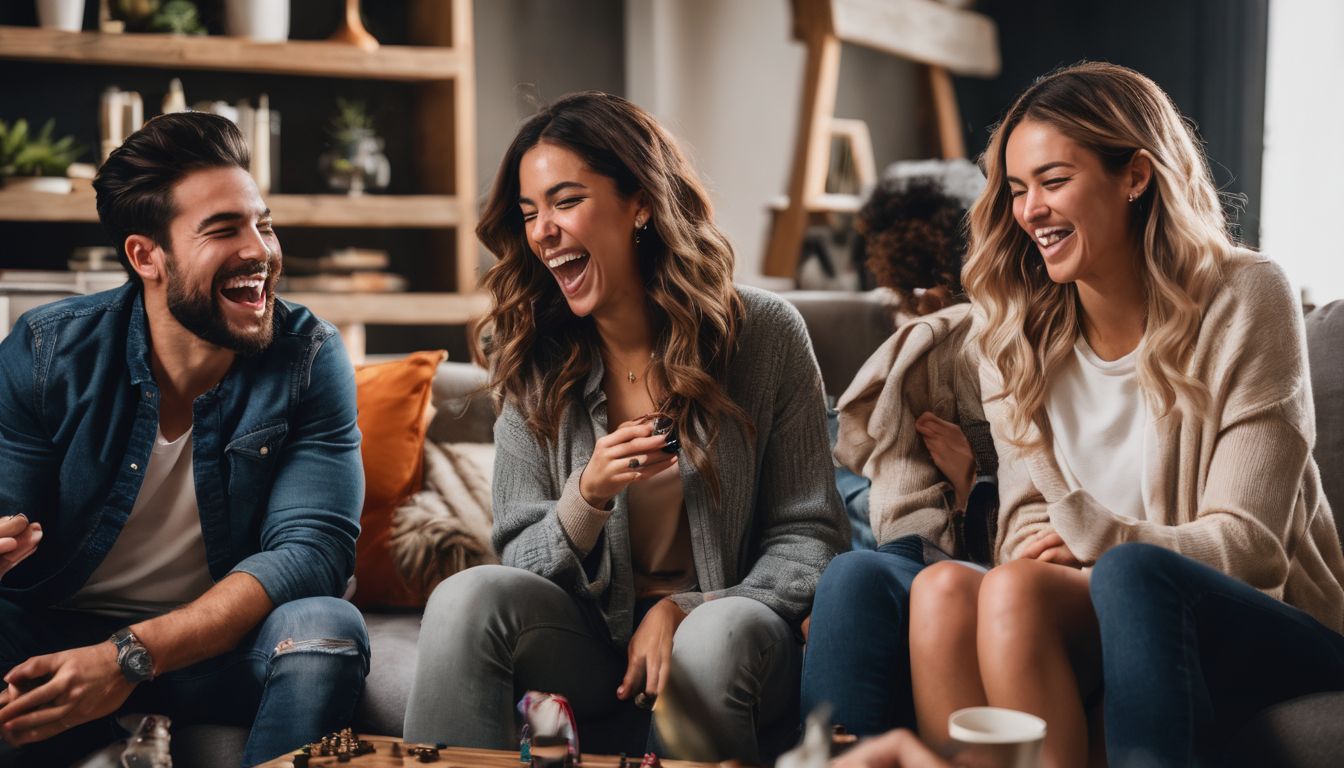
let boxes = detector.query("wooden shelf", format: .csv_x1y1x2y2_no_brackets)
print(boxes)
0,26,463,81
0,185,461,228
282,291,491,325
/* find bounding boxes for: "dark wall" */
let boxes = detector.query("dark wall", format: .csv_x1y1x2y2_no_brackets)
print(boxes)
953,0,1269,244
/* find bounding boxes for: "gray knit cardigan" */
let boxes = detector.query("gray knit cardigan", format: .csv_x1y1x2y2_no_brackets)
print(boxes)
491,286,849,644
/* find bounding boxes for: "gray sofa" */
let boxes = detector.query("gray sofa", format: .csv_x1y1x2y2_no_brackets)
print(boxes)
35,291,1344,766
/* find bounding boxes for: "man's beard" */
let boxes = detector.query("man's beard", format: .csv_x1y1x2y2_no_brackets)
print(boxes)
165,251,281,357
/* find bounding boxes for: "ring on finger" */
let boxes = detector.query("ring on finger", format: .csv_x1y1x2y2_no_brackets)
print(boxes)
628,458,641,469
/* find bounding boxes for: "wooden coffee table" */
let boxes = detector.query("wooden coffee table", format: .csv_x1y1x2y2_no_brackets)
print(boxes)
255,735,721,767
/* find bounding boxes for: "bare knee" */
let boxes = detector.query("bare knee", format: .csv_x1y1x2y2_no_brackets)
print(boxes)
977,560,1062,637
910,562,983,648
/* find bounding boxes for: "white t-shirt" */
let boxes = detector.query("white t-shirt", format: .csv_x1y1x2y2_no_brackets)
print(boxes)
62,427,214,617
1044,337,1153,521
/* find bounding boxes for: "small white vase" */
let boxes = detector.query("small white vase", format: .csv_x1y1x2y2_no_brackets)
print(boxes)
225,0,290,43
36,0,84,32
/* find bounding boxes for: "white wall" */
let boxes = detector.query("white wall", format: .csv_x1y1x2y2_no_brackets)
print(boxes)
1261,0,1344,305
626,0,922,277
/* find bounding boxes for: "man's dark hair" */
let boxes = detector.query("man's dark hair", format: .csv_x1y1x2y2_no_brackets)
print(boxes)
93,112,251,287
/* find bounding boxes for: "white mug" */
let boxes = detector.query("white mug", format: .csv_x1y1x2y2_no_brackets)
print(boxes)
947,707,1047,768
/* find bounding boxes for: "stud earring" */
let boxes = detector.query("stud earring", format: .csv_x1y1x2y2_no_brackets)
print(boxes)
1128,193,1136,203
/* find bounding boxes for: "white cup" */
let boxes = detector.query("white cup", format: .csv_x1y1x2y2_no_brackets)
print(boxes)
36,0,85,32
224,0,290,42
947,707,1047,768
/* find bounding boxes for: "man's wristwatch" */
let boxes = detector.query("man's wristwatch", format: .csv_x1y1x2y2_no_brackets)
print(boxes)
109,627,155,683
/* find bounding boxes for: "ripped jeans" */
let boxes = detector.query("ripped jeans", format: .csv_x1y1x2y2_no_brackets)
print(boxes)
0,595,369,766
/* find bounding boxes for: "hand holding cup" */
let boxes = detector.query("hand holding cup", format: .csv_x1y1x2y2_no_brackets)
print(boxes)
579,416,679,509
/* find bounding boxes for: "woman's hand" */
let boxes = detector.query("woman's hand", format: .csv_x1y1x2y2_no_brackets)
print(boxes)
914,413,975,509
580,418,678,509
1019,531,1085,568
832,728,950,768
0,515,41,581
618,598,686,704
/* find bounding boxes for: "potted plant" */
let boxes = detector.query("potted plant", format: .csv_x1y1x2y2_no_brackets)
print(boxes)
0,118,86,194
318,99,390,196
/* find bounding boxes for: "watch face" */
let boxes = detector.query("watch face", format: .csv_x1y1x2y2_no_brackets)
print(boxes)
126,648,154,678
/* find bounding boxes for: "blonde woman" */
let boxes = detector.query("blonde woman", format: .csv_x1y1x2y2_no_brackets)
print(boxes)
901,62,1344,768
402,92,846,763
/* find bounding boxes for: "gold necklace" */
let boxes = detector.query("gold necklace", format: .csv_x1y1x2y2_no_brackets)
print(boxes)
603,349,655,384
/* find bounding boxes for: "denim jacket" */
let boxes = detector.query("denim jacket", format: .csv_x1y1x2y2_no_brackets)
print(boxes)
0,284,363,610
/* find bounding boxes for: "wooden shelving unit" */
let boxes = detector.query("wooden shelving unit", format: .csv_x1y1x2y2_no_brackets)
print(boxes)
0,185,462,228
0,0,482,360
0,25,464,81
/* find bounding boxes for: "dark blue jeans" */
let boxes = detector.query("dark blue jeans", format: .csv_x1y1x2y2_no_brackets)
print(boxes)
0,596,369,766
800,536,931,735
1090,543,1344,767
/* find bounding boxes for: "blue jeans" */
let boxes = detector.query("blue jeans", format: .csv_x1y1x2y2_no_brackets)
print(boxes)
800,536,931,735
0,596,369,766
1090,543,1344,767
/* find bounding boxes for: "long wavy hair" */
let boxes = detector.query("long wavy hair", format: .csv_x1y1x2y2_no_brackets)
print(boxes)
963,62,1234,445
475,91,750,496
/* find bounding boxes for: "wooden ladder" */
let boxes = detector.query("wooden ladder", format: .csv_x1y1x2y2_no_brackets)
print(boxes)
762,0,1002,278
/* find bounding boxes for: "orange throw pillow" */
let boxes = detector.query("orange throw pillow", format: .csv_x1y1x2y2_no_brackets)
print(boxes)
352,349,447,609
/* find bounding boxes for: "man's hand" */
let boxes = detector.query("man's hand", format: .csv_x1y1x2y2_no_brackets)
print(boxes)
581,418,679,510
1019,531,1085,568
0,514,42,581
617,599,687,704
832,728,950,768
0,642,135,747
913,413,975,510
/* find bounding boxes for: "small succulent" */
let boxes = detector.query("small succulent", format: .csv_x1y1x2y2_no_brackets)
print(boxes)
0,119,85,177
328,99,377,146
146,0,206,35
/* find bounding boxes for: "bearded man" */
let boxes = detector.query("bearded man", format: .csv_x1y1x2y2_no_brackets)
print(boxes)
0,112,368,766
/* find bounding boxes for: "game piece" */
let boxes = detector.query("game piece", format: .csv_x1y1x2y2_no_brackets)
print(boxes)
518,691,581,760
640,752,661,768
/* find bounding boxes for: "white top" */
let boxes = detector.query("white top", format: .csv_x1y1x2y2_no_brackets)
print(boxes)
62,427,214,617
1044,336,1152,521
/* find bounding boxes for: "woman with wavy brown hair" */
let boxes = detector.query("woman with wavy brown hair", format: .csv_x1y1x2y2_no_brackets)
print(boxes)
403,92,846,762
888,62,1344,768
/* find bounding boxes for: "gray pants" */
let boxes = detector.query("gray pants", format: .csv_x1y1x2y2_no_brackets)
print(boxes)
403,565,801,762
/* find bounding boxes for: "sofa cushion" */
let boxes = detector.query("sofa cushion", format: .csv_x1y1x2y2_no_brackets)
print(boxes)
354,612,423,738
353,350,447,609
428,361,495,444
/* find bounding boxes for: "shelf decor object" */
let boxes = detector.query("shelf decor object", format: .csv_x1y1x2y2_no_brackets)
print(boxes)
329,0,378,52
225,0,289,42
36,0,85,32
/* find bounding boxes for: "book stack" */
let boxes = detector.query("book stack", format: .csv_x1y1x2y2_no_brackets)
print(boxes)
279,248,407,293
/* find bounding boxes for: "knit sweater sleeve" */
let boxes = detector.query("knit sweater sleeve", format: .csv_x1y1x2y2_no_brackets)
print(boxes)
1048,259,1313,593
691,299,849,626
490,403,611,600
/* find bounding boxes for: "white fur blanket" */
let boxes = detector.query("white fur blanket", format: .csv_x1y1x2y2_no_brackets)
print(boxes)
390,442,497,597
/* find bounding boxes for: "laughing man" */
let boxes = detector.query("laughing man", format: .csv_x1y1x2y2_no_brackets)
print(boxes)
0,112,368,765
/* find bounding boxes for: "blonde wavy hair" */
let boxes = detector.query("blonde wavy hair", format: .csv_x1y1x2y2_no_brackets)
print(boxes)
475,91,750,496
963,62,1236,445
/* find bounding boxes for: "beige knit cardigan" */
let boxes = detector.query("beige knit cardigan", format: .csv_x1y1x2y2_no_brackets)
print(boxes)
835,302,982,551
980,250,1344,632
